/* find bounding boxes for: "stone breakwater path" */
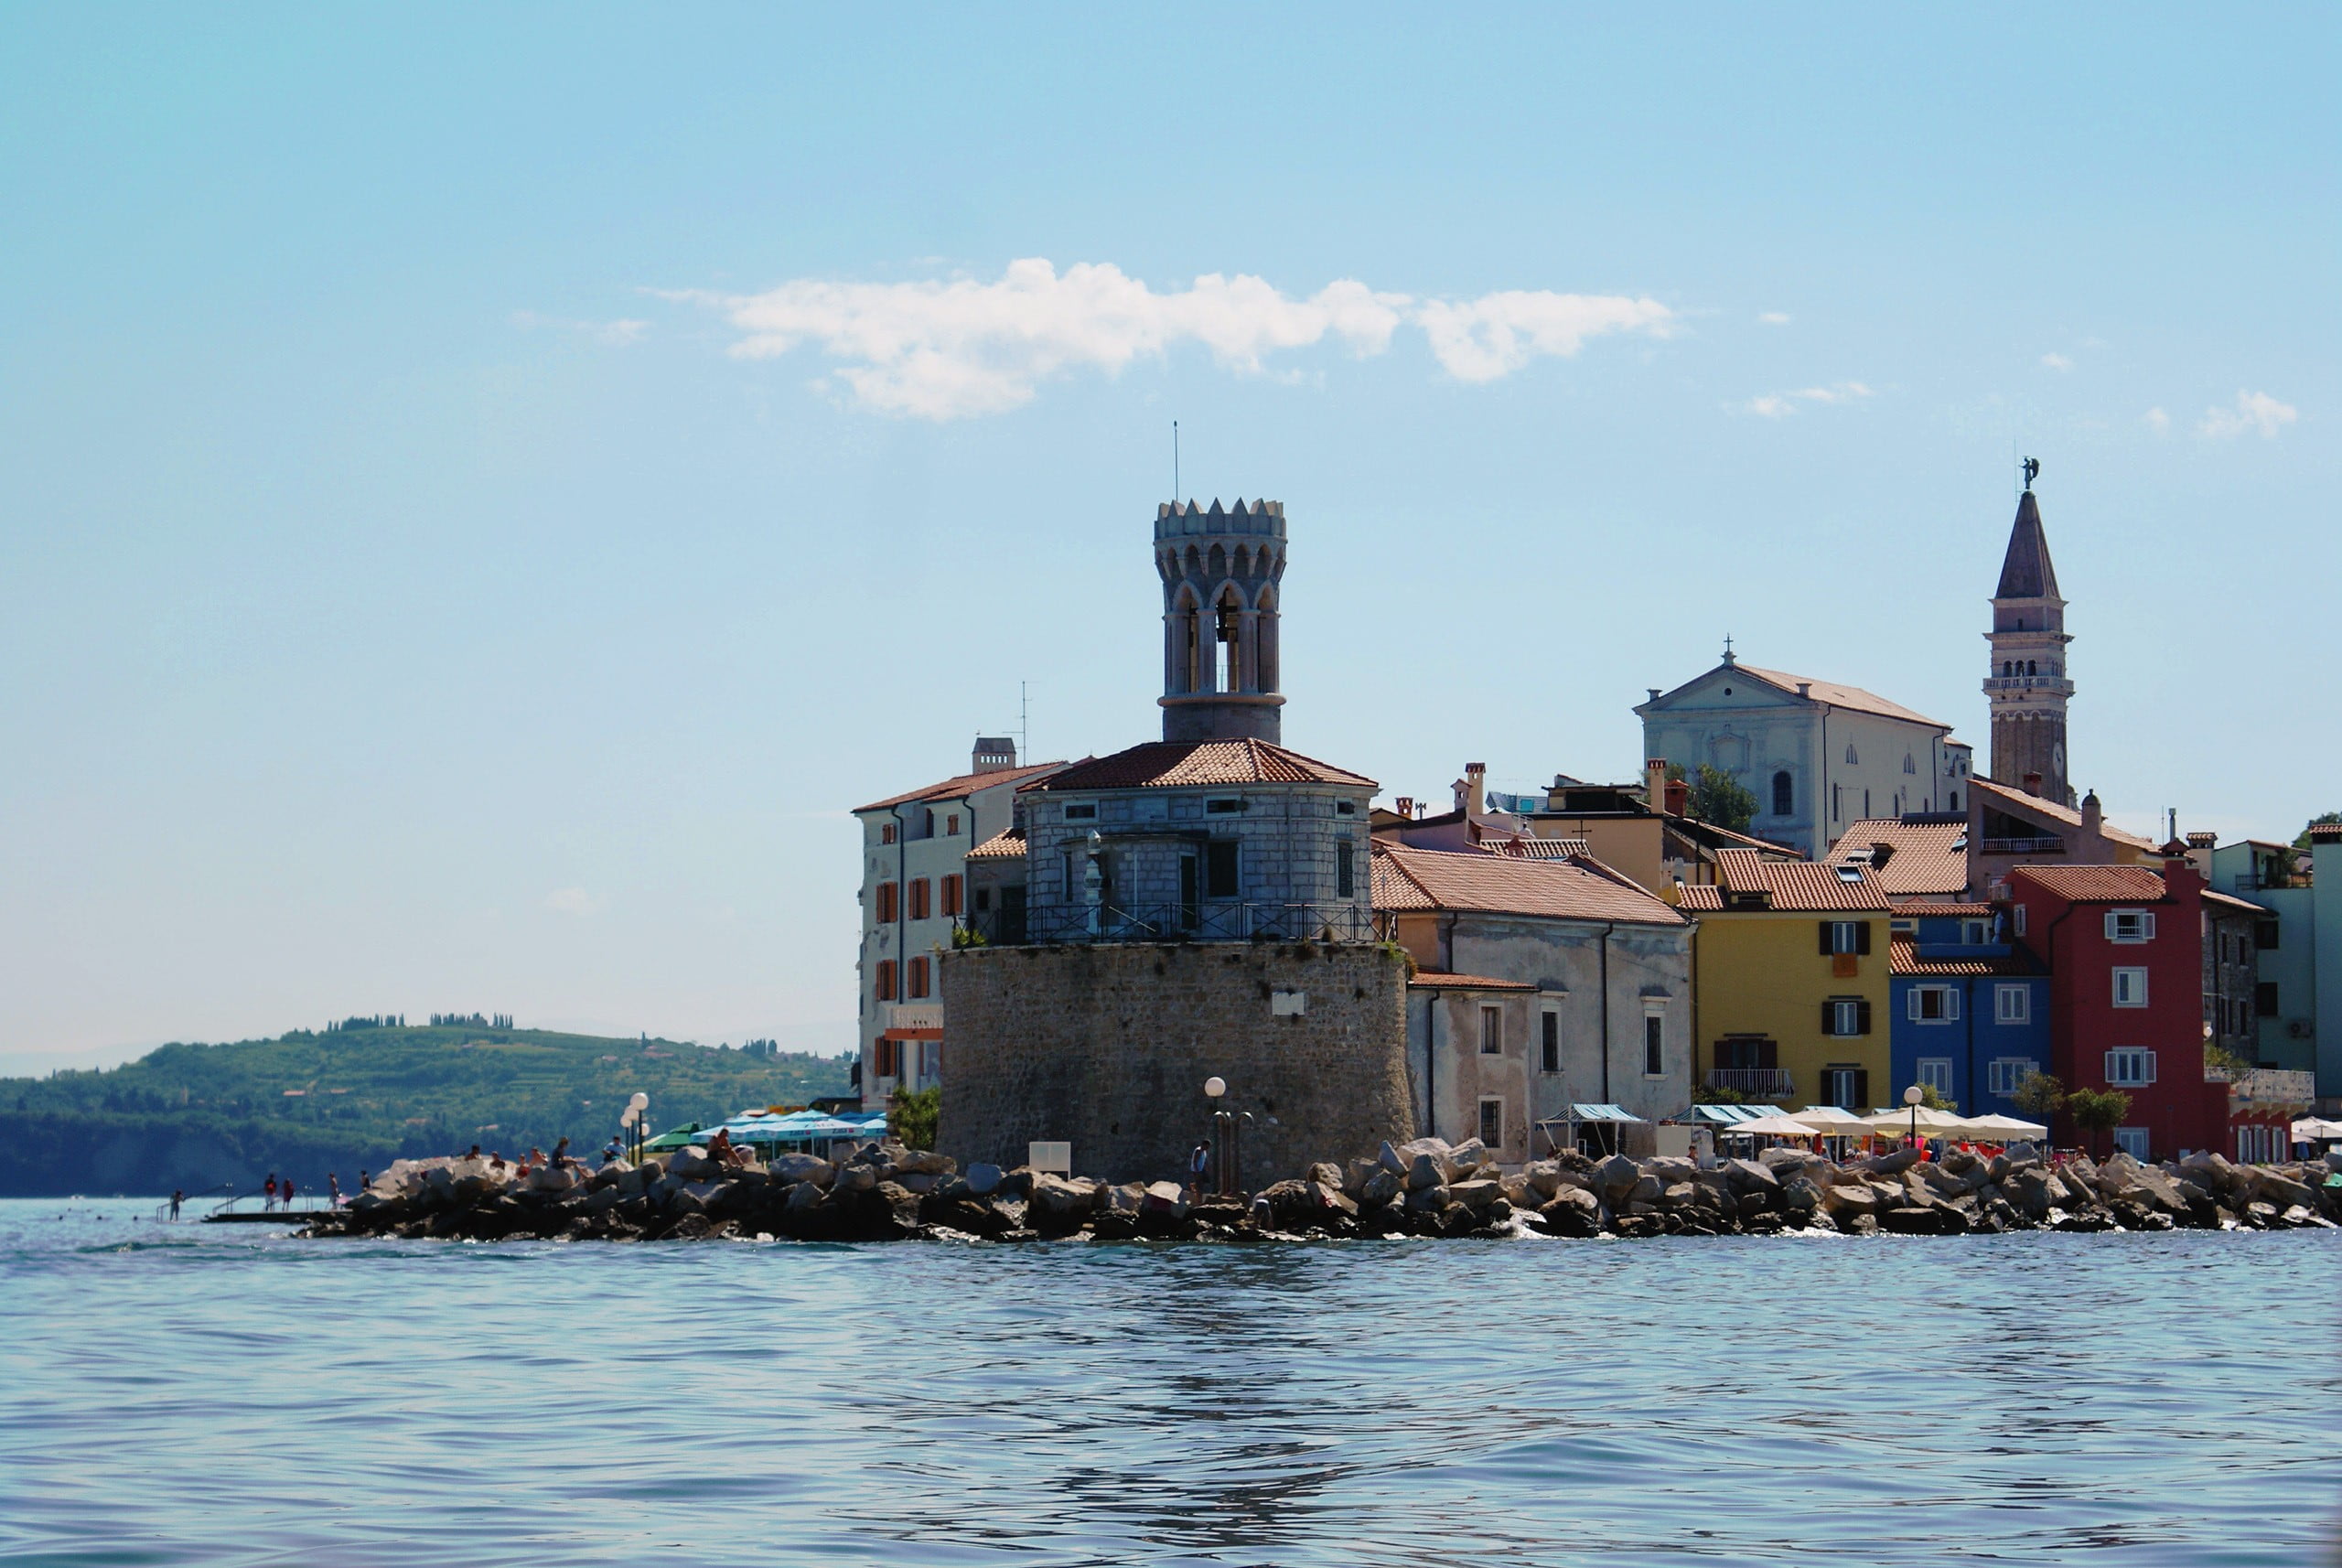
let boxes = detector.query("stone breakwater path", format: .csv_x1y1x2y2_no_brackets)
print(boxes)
303,1136,2342,1245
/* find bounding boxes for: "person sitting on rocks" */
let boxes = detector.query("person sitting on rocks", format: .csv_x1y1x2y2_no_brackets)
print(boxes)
601,1139,621,1165
551,1137,573,1169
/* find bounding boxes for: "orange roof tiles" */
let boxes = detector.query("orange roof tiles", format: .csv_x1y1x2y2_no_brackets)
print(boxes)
1733,664,1950,729
1026,737,1375,793
2201,888,2269,917
1827,818,1969,897
1893,900,1995,918
856,760,1067,814
1371,843,1686,927
1703,848,1893,911
2007,865,2170,903
1676,884,1724,911
965,827,1026,861
1888,935,2036,978
1407,971,1539,992
1969,777,2159,851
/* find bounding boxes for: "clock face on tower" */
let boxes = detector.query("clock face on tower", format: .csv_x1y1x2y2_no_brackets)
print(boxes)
2052,742,2066,773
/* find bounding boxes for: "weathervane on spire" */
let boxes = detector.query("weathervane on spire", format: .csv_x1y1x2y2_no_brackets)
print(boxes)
2022,456,2039,492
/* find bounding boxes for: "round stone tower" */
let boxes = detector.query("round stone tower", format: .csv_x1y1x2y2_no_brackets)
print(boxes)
1155,498,1285,744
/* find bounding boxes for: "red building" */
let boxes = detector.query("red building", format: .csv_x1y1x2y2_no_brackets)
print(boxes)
2005,860,2227,1160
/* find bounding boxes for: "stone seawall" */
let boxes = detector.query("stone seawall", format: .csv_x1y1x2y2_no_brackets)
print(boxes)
937,940,1413,1185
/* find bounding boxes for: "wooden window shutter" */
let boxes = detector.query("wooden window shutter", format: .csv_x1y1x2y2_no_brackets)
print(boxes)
1819,921,1835,955
910,879,929,920
1821,1000,1837,1036
1855,921,1872,955
1856,998,1873,1035
1852,1069,1870,1109
877,882,897,923
876,961,896,1002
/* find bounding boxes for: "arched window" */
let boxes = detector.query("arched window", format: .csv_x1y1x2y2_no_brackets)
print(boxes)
1903,753,1917,775
1771,770,1793,817
1844,744,1859,766
2026,660,2037,676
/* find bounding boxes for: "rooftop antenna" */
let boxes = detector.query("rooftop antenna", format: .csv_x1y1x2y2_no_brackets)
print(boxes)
1173,420,1179,502
1019,680,1029,767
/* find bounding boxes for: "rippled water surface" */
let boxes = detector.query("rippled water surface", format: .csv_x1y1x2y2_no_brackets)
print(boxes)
4,1198,2338,1566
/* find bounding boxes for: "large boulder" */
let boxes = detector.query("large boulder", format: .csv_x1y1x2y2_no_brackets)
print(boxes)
1725,1158,1779,1193
962,1162,1003,1197
1821,1183,1876,1219
1139,1181,1189,1221
1594,1155,1642,1199
1448,1179,1502,1213
768,1153,835,1188
1359,1166,1403,1206
1030,1173,1100,1219
2251,1168,2318,1209
1406,1155,1446,1192
1861,1147,1919,1176
1535,1189,1601,1238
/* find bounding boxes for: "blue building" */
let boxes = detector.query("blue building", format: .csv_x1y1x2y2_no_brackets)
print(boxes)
1888,905,2052,1117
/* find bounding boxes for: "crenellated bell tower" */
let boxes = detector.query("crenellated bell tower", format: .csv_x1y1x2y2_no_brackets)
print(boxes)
1155,498,1287,743
1984,469,2075,805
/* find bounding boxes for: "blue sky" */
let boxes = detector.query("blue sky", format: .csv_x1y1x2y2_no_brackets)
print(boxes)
2,5,2333,1068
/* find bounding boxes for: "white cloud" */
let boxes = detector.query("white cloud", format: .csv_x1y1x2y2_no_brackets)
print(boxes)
512,310,647,345
2040,352,2073,371
1758,311,1791,325
543,887,606,916
1740,381,1874,417
2143,406,2170,435
2197,389,2298,440
674,259,1674,419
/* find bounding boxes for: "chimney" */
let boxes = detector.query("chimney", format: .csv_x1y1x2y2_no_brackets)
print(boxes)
2080,789,2102,834
1464,762,1487,816
1394,796,1414,821
2024,771,2043,798
1664,777,1691,817
1797,682,1812,699
1645,758,1668,811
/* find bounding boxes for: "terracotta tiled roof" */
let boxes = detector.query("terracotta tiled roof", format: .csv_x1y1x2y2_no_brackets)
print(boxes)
855,760,1067,814
1826,818,1969,897
1670,818,1806,855
1703,847,1893,911
1371,843,1686,927
1888,934,2038,978
2007,865,2170,904
1893,900,1994,918
1495,836,1591,859
1732,664,1949,729
1407,971,1539,992
1676,884,1724,911
1969,777,2159,851
2201,888,2270,917
2311,823,2342,843
965,826,1026,861
1026,738,1375,793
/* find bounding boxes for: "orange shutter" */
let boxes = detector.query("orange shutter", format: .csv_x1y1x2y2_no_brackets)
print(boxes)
876,960,897,1002
910,879,930,920
941,875,962,916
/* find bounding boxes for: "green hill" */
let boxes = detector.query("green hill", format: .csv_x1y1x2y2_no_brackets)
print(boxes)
0,1020,854,1198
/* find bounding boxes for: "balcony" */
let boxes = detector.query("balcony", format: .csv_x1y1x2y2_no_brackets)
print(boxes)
1981,836,2065,854
1982,676,2077,697
962,899,1378,948
1706,1068,1796,1099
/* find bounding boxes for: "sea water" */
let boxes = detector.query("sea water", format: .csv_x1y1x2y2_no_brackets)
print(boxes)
3,1197,2337,1566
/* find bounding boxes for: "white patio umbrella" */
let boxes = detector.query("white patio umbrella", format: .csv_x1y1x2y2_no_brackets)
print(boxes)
1729,1114,1828,1139
1792,1106,1876,1137
1963,1112,2050,1142
2291,1117,2342,1142
1863,1106,1971,1138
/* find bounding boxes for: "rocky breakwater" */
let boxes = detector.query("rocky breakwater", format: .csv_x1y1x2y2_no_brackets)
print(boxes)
303,1140,2342,1245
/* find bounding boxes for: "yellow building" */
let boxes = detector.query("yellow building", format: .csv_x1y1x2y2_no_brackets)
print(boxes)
1678,848,1893,1111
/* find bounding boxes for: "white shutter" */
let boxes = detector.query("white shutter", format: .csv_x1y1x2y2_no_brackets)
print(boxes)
2141,911,2156,940
1946,989,1961,1022
2143,1050,2156,1085
2103,1049,2119,1082
2104,911,2119,940
1907,991,1921,1021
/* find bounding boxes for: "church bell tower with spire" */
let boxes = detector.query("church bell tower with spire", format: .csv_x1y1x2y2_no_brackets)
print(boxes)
1984,462,2075,805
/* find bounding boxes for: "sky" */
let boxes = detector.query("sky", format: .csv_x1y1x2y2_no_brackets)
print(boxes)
2,5,2334,1071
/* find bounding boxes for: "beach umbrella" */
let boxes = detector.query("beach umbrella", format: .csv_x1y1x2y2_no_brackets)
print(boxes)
640,1122,704,1153
1729,1114,1827,1138
1862,1106,1970,1138
2290,1117,2342,1142
1791,1106,1875,1137
1963,1113,2050,1142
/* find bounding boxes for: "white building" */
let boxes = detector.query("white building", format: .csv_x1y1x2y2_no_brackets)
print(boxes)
1636,646,1973,858
853,739,1063,1108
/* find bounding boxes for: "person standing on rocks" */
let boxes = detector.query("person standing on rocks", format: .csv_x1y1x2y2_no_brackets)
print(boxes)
282,1176,296,1210
1188,1142,1211,1202
263,1174,278,1211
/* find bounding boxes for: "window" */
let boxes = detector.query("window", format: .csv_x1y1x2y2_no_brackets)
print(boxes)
880,822,897,845
909,879,930,920
1903,753,1917,775
1771,770,1793,817
1716,1036,1778,1070
1336,800,1356,815
1994,984,2030,1025
940,875,962,918
1918,1058,1953,1097
1820,920,1872,956
2105,1047,2155,1087
2013,903,2027,937
974,887,992,914
1479,1006,1502,1055
874,1038,898,1078
2105,909,2156,943
1541,1012,1560,1074
2255,918,2280,950
1062,849,1079,899
875,882,898,923
1643,1014,1664,1078
1986,1058,2038,1095
1206,798,1248,815
906,956,929,999
2257,982,2280,1018
945,813,960,835
1821,1066,1871,1109
1478,1098,1503,1147
2111,967,2148,1008
1962,920,1990,946
1845,744,1859,765
1948,789,1960,812
2113,1127,2150,1161
1823,998,1872,1036
1336,839,1355,898
875,961,897,1003
1064,803,1098,822
1908,985,1960,1023
1206,841,1240,898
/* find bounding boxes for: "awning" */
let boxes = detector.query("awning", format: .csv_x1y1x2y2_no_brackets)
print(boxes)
1568,1103,1647,1123
2290,1117,2342,1141
1671,1104,1760,1124
881,1026,943,1040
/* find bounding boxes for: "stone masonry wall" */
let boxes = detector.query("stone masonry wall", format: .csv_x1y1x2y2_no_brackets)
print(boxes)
939,941,1413,1185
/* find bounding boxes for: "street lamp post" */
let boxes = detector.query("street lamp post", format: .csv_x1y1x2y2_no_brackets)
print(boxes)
1903,1083,1924,1150
1204,1077,1229,1197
